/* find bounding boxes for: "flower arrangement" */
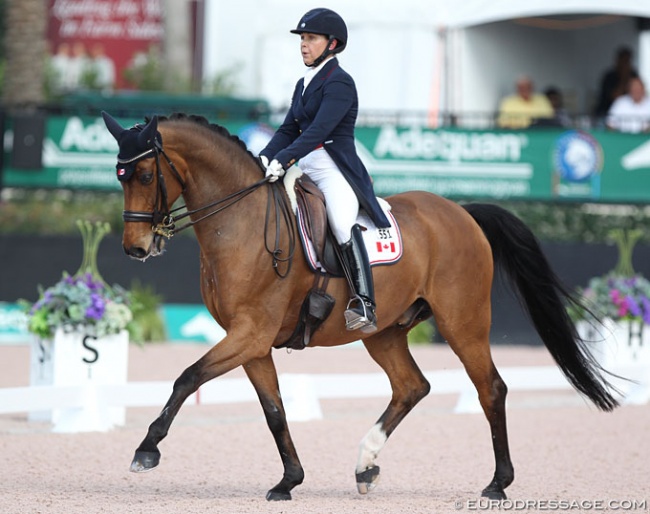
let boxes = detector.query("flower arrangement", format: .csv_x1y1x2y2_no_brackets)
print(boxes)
23,220,134,339
574,273,650,324
571,229,650,324
26,272,133,339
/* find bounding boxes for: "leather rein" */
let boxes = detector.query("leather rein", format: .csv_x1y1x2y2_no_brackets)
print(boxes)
122,144,296,278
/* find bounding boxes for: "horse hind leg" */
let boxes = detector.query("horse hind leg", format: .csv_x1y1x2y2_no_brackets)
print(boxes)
443,323,514,499
357,326,431,494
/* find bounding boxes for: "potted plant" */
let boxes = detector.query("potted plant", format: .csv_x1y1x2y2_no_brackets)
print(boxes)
571,229,650,371
22,221,133,432
26,271,133,340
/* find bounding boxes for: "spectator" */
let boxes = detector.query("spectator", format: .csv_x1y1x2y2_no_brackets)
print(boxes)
497,75,554,129
544,86,572,127
86,43,115,91
67,41,90,90
49,42,72,92
593,46,638,119
606,76,650,133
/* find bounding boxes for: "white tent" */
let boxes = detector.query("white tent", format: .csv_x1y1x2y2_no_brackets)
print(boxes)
202,1,650,118
436,0,650,28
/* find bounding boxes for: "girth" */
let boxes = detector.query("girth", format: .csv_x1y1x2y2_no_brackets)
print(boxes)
275,271,335,350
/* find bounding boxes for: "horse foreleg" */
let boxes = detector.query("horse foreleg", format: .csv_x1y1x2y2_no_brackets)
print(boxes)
357,328,431,494
130,361,203,472
244,353,304,501
130,334,270,473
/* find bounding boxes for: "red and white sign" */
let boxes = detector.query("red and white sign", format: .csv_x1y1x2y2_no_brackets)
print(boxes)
47,0,163,90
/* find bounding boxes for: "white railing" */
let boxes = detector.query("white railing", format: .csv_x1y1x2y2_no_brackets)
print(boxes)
1,365,647,433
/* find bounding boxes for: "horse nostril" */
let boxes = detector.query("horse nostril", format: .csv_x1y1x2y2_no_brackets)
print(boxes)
125,245,148,259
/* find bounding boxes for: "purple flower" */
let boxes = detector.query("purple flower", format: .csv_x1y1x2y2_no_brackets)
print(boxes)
642,297,650,324
626,295,642,317
84,275,104,292
85,292,106,320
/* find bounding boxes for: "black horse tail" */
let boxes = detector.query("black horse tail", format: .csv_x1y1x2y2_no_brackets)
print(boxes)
463,203,619,412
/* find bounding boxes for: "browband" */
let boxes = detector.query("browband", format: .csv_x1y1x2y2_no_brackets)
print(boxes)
117,148,156,164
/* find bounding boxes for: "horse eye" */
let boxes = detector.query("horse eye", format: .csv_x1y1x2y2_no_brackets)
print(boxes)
139,172,154,185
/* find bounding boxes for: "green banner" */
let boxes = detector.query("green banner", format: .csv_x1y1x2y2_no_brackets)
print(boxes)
2,115,253,191
4,115,650,203
356,126,650,203
4,116,125,190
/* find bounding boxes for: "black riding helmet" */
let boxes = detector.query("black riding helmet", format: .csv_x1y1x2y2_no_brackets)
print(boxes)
290,8,347,67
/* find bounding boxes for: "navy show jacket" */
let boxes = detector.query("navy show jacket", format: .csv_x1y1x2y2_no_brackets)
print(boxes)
260,58,390,228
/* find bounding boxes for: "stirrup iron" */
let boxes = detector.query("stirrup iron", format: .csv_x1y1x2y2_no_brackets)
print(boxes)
344,295,377,333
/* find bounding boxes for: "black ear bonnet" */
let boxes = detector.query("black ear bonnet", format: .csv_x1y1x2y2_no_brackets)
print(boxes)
102,111,163,182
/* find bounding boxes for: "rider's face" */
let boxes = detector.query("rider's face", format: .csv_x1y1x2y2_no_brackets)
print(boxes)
300,33,332,66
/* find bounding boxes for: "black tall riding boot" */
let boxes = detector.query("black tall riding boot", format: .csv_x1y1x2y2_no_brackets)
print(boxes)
339,224,377,333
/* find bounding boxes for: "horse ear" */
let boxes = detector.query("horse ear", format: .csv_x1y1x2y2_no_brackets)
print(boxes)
139,115,159,147
102,111,126,141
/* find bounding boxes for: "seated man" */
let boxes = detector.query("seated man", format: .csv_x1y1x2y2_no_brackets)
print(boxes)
497,75,554,129
606,76,650,133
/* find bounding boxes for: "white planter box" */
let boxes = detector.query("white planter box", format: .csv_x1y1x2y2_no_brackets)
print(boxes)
29,327,129,432
577,318,650,404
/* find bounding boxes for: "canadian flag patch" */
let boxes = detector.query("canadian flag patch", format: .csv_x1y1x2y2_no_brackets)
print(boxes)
376,241,396,253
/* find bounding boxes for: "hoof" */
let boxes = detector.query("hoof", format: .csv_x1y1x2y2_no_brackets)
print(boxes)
481,487,507,500
130,450,161,473
266,489,292,501
356,465,381,494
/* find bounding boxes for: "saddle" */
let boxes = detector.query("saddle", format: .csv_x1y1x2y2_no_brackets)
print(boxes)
275,174,402,350
275,175,338,351
293,174,343,276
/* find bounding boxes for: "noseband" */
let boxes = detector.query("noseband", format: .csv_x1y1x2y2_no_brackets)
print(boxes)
122,141,296,277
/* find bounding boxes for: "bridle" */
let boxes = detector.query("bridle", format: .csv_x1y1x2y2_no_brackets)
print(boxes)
121,141,296,278
120,141,185,235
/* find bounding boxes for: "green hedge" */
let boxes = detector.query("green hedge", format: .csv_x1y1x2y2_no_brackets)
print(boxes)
2,188,650,243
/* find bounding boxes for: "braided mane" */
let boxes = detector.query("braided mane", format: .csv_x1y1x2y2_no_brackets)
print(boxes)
152,112,259,163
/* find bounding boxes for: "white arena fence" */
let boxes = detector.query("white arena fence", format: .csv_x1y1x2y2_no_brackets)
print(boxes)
1,365,648,433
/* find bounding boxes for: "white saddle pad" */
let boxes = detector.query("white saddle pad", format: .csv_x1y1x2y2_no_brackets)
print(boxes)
296,197,403,272
283,168,403,272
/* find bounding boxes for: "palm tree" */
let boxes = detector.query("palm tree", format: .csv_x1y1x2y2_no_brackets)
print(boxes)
1,0,46,108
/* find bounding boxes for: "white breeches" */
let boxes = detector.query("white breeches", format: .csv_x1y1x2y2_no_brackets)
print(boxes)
299,148,358,244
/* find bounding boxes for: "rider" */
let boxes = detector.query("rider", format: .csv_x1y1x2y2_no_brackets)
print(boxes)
259,8,390,334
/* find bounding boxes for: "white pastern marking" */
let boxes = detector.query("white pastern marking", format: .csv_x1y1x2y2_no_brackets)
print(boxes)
356,423,387,473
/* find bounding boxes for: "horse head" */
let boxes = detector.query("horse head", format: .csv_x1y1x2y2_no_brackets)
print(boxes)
102,111,185,261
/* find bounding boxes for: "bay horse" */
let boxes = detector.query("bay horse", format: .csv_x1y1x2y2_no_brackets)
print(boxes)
102,111,618,501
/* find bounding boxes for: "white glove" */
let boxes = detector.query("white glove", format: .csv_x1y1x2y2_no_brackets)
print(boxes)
259,155,269,168
265,158,285,183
